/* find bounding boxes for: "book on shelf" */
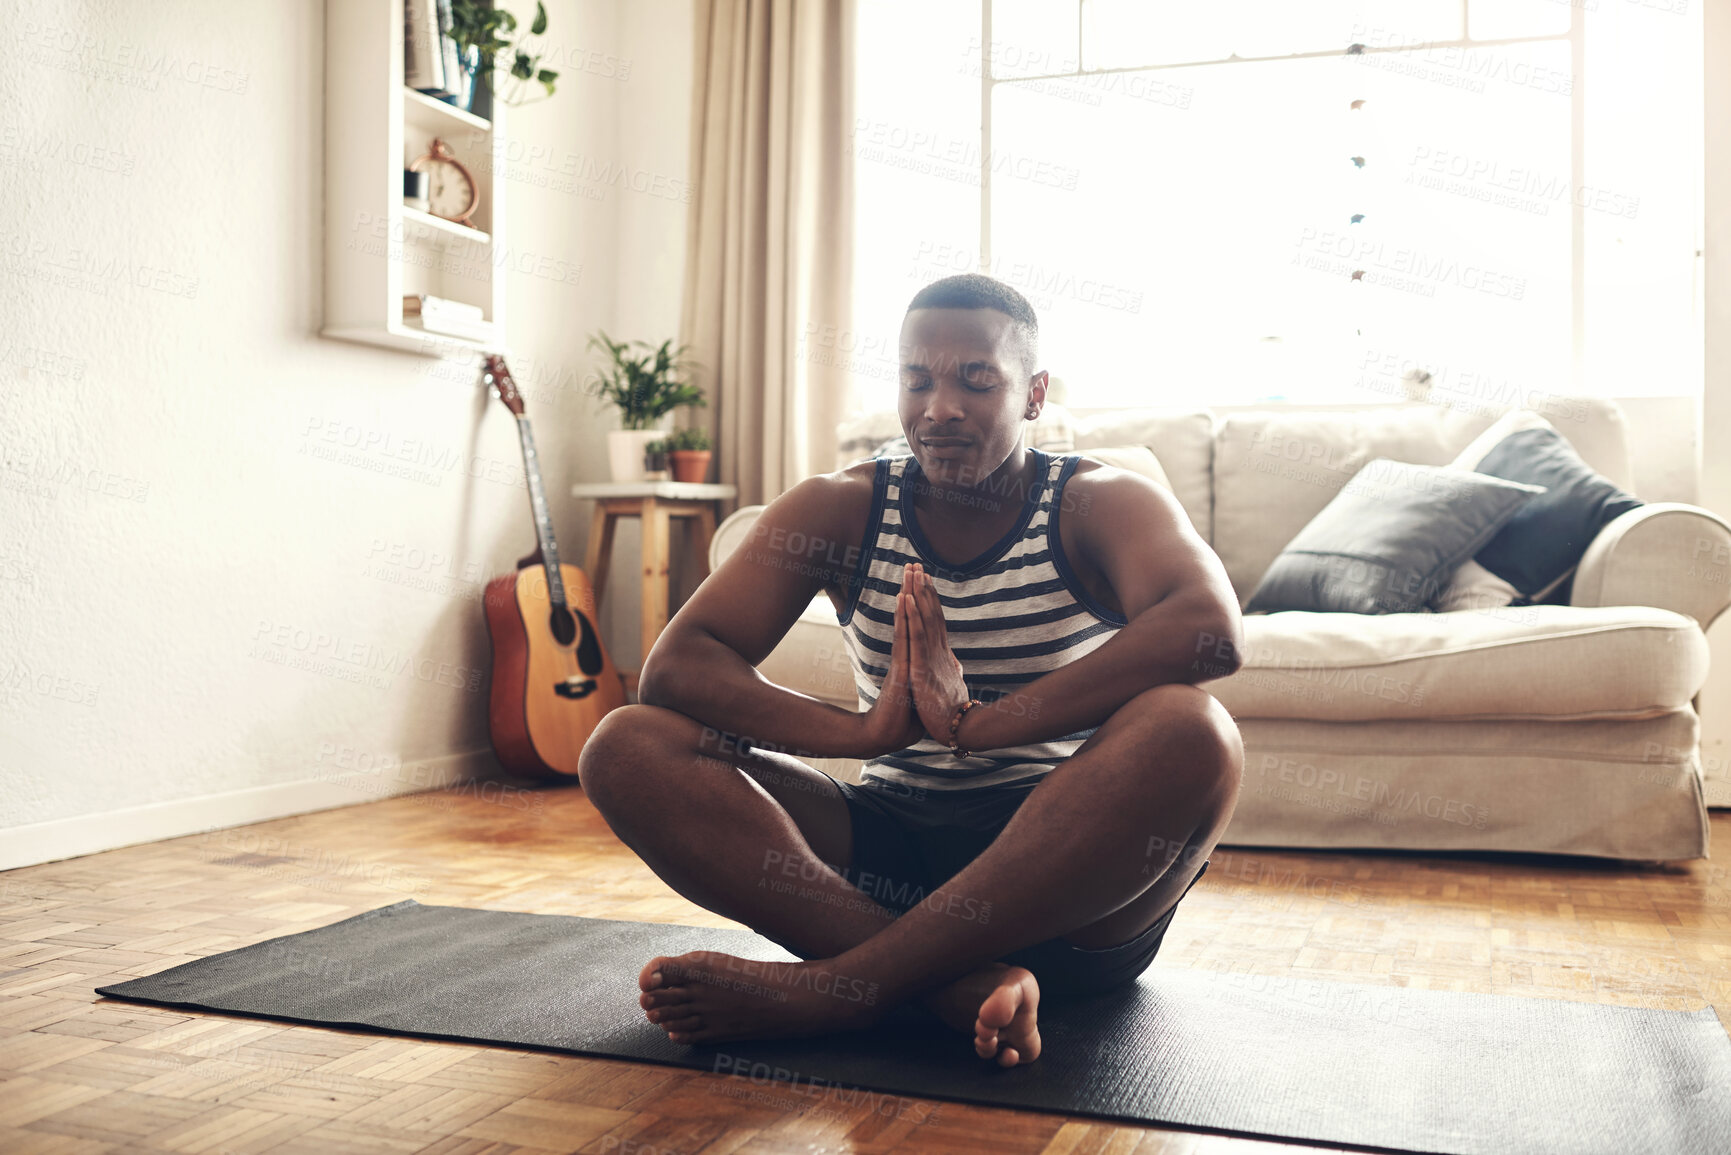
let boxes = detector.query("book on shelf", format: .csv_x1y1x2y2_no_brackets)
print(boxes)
434,0,464,100
404,0,445,92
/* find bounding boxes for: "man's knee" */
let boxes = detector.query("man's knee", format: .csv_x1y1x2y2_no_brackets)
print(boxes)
1120,684,1242,797
578,704,684,806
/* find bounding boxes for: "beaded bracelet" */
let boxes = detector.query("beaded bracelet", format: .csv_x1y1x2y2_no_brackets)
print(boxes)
947,698,982,759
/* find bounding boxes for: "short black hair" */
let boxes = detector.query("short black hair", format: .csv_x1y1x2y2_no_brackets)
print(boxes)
906,273,1040,382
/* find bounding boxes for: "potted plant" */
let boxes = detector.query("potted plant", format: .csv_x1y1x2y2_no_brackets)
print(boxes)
643,439,670,481
585,331,705,481
448,0,560,113
667,426,713,484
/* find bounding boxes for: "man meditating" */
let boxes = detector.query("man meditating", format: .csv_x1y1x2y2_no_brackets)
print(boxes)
579,273,1245,1065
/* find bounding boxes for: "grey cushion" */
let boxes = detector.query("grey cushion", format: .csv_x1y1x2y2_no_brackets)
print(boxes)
1245,459,1546,615
1469,427,1644,600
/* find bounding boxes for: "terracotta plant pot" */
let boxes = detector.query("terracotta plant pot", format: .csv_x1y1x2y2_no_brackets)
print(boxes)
669,449,712,483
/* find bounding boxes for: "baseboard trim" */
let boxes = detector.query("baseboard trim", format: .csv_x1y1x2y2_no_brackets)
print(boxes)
0,749,497,872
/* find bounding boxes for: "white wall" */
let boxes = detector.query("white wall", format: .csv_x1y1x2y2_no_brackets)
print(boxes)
0,0,694,868
601,0,702,658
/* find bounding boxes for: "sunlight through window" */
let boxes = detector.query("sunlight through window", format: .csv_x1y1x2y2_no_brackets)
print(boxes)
851,0,1699,413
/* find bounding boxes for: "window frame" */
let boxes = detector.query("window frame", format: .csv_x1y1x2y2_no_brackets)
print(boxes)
971,1,1589,392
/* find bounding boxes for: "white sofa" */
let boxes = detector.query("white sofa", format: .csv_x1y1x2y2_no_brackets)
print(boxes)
710,399,1731,863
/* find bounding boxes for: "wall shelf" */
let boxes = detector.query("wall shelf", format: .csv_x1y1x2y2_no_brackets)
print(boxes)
321,0,507,359
402,206,491,246
324,322,498,356
402,85,492,133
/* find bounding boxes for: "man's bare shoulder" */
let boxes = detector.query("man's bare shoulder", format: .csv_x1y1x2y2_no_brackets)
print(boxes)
1059,455,1195,544
772,459,879,525
1061,454,1165,500
830,457,886,489
1056,451,1235,622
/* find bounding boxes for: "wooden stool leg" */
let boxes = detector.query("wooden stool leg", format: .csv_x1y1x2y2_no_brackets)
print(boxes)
584,505,616,610
640,497,671,664
693,505,718,579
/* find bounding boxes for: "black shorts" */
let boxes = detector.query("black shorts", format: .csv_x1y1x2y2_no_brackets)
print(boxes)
831,777,1209,1000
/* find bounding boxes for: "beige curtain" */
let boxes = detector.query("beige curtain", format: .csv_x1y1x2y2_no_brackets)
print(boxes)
679,0,856,509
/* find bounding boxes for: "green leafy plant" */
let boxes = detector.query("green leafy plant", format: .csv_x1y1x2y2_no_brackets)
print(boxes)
585,332,705,431
644,439,670,455
667,427,711,452
449,0,560,105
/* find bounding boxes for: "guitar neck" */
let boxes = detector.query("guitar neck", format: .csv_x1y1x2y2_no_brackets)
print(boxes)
514,414,567,608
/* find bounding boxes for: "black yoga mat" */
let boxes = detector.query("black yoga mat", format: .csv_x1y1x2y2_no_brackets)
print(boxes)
97,900,1731,1155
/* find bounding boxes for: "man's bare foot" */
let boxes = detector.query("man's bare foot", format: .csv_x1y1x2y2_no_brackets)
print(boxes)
637,950,882,1045
920,962,1042,1066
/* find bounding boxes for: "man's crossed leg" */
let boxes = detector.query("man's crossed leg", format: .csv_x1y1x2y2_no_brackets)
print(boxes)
578,681,1242,1065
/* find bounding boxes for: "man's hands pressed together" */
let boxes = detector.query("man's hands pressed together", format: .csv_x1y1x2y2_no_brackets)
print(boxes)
857,567,925,757
856,562,974,760
904,563,974,742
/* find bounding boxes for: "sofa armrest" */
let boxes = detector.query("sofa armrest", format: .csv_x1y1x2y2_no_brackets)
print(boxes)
1570,503,1731,629
709,504,769,571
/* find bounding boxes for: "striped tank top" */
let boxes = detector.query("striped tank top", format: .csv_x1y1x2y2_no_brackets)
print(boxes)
839,448,1127,796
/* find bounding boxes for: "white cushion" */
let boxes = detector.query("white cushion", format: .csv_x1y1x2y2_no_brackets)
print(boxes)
1210,604,1707,721
1071,408,1215,542
1430,560,1521,613
835,411,903,470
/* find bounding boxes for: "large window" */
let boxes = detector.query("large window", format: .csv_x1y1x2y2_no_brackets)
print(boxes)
850,0,1701,413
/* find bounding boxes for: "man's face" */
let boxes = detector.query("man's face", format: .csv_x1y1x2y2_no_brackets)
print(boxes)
898,307,1046,490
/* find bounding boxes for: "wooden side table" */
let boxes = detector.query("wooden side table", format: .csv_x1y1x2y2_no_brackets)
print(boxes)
571,481,738,688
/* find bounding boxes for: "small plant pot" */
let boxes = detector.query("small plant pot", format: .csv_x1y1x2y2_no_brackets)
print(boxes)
669,449,712,483
607,430,665,482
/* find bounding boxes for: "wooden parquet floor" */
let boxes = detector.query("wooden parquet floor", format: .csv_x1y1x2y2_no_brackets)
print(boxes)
2,786,1728,1155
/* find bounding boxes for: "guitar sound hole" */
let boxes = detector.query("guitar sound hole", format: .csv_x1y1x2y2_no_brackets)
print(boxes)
549,606,605,677
549,606,576,647
574,611,602,675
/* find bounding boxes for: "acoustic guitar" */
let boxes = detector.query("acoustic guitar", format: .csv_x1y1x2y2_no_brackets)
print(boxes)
482,354,626,779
